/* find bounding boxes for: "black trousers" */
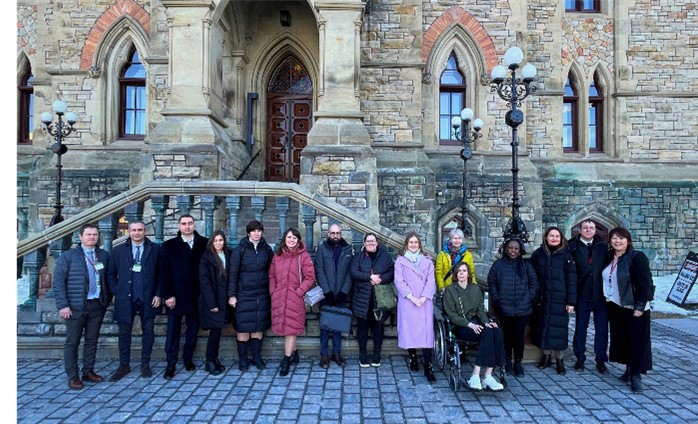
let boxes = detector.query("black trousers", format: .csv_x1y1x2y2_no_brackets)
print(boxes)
498,315,530,361
165,313,199,365
356,312,385,355
117,299,155,366
608,302,652,374
63,299,106,379
205,328,222,362
452,325,506,368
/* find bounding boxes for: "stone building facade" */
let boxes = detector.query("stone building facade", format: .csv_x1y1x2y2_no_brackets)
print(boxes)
16,0,698,278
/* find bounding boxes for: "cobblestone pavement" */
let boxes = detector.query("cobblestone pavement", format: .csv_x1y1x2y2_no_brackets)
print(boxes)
17,320,698,424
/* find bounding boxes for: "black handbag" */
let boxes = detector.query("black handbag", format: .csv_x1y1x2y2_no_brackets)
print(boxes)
319,305,353,333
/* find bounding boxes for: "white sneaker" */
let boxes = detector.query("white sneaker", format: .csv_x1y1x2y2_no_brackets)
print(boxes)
482,375,504,391
467,374,482,391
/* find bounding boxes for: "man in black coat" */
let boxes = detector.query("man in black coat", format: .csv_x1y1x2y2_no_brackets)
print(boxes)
159,214,208,379
53,223,111,390
315,223,354,369
106,221,161,381
568,219,609,374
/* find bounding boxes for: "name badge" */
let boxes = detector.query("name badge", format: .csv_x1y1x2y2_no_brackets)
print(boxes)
132,263,142,272
94,262,105,271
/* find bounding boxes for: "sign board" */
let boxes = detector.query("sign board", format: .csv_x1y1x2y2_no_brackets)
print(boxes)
666,251,698,307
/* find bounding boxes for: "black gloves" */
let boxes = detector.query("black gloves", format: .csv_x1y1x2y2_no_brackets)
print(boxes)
324,291,336,305
336,292,347,306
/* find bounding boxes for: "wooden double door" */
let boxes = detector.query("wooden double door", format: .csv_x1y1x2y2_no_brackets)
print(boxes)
265,96,312,182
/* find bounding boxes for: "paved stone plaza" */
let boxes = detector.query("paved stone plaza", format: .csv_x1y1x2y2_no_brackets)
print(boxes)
17,319,698,423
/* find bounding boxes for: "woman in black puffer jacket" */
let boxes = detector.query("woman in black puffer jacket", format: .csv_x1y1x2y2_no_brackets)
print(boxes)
487,238,539,377
350,233,395,368
529,227,577,376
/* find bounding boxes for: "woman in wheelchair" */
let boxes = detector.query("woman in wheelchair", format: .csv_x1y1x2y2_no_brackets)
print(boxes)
443,262,506,391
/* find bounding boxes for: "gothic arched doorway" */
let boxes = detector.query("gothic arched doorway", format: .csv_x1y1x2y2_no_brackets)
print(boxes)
265,56,313,182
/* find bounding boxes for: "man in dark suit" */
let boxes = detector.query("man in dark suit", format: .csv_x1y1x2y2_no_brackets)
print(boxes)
159,214,208,379
53,223,111,390
107,220,161,381
568,219,610,374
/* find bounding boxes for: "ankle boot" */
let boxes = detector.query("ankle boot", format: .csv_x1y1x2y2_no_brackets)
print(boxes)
513,359,524,377
205,360,221,376
556,359,566,375
214,357,225,371
290,350,300,365
424,361,436,383
537,354,552,370
250,338,266,370
237,341,249,371
630,374,643,393
279,355,291,377
505,358,513,374
408,351,419,372
619,365,630,382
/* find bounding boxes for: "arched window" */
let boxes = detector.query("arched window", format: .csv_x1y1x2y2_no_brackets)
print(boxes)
562,73,579,153
439,53,467,145
119,47,146,139
18,70,34,145
588,73,604,152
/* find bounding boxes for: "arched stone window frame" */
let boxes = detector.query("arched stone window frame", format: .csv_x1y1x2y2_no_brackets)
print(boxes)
17,53,34,145
90,17,150,144
423,25,488,150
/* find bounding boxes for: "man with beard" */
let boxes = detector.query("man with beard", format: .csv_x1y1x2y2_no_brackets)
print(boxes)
315,223,354,368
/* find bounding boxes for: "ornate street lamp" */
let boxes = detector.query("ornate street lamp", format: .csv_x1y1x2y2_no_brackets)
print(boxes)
41,100,77,226
451,108,483,238
489,46,537,243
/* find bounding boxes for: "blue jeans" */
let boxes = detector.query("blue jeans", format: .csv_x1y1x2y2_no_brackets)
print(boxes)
573,299,609,363
320,329,342,356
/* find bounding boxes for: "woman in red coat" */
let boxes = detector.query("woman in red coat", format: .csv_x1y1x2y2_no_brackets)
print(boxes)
269,228,315,376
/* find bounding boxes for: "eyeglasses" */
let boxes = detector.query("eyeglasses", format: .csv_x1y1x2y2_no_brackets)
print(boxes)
365,240,377,244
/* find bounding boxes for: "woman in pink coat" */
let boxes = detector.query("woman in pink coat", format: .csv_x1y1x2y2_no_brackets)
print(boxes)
269,228,315,377
394,231,437,383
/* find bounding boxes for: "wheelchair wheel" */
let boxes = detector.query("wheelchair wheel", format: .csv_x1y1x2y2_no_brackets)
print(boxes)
448,343,461,391
433,319,447,371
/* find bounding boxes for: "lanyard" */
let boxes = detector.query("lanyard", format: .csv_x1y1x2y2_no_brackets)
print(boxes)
608,256,618,284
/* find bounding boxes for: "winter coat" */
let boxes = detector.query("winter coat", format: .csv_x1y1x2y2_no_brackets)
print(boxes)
228,237,274,333
442,282,490,329
568,235,608,304
394,254,436,349
604,249,653,311
487,256,539,317
350,244,395,320
529,245,577,351
199,250,232,330
315,239,353,297
54,245,111,316
106,238,160,324
435,246,476,291
269,243,316,336
158,231,208,315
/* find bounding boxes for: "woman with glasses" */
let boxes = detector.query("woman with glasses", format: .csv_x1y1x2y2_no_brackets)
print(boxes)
350,233,395,367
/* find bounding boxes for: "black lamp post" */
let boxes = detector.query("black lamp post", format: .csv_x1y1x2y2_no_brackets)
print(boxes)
489,46,537,243
451,108,483,238
41,100,77,226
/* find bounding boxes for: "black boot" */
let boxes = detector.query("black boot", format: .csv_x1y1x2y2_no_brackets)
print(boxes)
537,354,552,370
214,358,225,371
250,338,266,370
279,356,291,377
408,350,419,372
630,374,643,393
424,361,436,383
290,350,300,365
513,359,524,377
556,359,566,375
505,358,513,374
237,341,249,371
205,360,221,376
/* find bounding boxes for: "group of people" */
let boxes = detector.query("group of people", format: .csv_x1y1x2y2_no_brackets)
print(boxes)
53,216,653,394
484,220,653,393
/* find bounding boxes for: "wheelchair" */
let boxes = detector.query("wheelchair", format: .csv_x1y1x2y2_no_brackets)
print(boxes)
434,303,508,392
